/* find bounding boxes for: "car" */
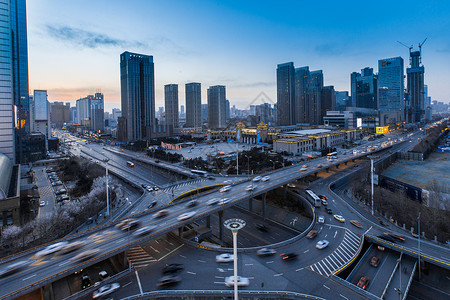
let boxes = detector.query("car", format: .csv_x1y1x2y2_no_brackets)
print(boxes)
115,218,137,229
40,201,46,207
223,180,233,184
318,216,325,224
224,276,250,287
370,256,380,267
157,275,180,287
71,249,99,262
353,164,359,167
0,261,30,278
148,201,157,209
318,195,328,200
257,247,276,256
245,185,255,191
218,198,231,205
299,167,308,172
92,283,120,298
133,225,157,236
357,276,370,289
207,198,219,205
98,270,109,281
302,165,308,168
252,176,262,182
377,246,385,251
280,253,298,261
262,176,270,182
146,187,153,192
153,209,169,218
207,175,216,180
220,186,231,192
326,208,333,214
162,263,184,274
333,215,346,223
36,242,68,257
350,220,363,228
81,275,91,289
378,234,396,243
186,200,197,207
153,186,159,191
321,199,328,206
216,253,234,262
316,240,329,250
177,211,196,221
307,230,318,239
256,224,268,232
59,241,85,255
385,232,406,242
141,184,147,188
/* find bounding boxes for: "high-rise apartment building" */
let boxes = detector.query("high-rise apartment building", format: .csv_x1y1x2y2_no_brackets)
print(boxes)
207,85,226,129
335,91,350,110
350,67,378,109
308,70,324,125
201,104,208,123
185,82,201,128
225,100,230,120
294,66,310,124
164,84,179,133
76,93,104,132
377,57,404,115
50,102,70,128
119,51,155,142
321,86,335,123
33,90,50,143
276,62,295,126
112,108,121,120
406,50,425,123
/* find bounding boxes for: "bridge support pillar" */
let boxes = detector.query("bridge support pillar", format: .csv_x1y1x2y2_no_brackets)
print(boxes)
249,198,253,212
283,185,288,201
206,215,211,228
178,227,182,237
263,193,267,220
326,168,329,173
218,210,224,241
345,161,347,165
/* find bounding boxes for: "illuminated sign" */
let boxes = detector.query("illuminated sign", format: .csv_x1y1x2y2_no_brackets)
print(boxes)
376,126,389,134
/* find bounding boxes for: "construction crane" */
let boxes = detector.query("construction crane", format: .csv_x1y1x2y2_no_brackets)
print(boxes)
397,41,413,53
418,38,428,64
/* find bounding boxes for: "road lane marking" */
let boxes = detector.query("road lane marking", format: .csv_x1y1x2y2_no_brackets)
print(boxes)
215,276,224,278
187,271,196,275
323,284,330,289
135,271,143,295
303,250,309,253
334,231,338,238
245,263,253,266
274,273,283,277
266,261,274,264
296,268,304,271
123,281,132,288
23,274,36,281
217,268,225,272
58,261,71,267
198,260,206,263
340,294,349,300
179,254,186,258
157,244,184,261
325,234,328,238
214,282,226,284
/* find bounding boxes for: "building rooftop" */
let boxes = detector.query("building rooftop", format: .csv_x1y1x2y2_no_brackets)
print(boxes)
288,129,332,135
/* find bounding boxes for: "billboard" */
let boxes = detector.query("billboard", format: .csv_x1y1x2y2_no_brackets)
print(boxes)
356,118,362,128
34,90,48,121
376,126,389,134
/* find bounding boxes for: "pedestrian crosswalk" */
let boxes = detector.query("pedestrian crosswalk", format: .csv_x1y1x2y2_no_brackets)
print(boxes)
161,179,208,193
127,246,156,269
308,229,361,277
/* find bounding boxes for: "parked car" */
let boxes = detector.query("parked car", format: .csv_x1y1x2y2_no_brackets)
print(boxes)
40,201,46,207
224,276,250,287
216,253,234,263
92,283,120,298
370,256,380,267
98,270,109,281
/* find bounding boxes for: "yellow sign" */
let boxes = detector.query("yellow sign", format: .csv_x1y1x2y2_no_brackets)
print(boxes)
376,126,389,134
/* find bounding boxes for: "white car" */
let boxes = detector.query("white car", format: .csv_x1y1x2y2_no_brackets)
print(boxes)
59,241,85,254
316,240,330,250
177,211,196,221
70,248,99,262
207,198,219,205
257,247,276,256
0,261,30,277
261,176,270,182
220,186,231,193
216,253,234,263
299,167,308,172
218,198,231,205
245,185,255,191
40,201,46,207
318,216,325,224
252,176,262,182
133,225,157,236
92,283,121,299
333,215,346,223
224,276,250,287
36,242,68,257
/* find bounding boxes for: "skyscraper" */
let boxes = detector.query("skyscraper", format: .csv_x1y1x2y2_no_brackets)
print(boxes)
207,85,226,129
406,49,425,123
377,57,404,114
164,84,179,133
321,86,335,123
0,0,15,160
276,62,295,126
185,82,201,128
119,52,155,141
75,93,104,132
308,70,324,125
350,67,378,109
225,99,230,120
294,66,310,123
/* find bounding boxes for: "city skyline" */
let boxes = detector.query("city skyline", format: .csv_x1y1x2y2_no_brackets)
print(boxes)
27,1,450,113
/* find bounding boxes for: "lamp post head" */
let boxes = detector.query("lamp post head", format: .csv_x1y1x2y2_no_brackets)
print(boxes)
224,218,246,233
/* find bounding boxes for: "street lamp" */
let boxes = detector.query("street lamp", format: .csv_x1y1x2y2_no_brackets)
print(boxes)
236,141,239,176
418,212,421,281
224,218,246,300
367,155,378,215
103,157,110,218
244,155,250,179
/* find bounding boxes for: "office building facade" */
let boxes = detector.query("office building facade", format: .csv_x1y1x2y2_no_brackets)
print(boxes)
377,57,404,116
277,62,295,126
207,85,226,129
76,93,104,132
185,82,201,128
50,102,70,128
119,51,155,142
164,84,179,133
406,50,425,123
308,70,324,125
351,67,378,109
294,66,310,124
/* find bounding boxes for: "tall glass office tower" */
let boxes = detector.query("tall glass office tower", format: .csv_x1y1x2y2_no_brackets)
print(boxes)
185,82,201,128
377,57,404,114
276,62,295,126
119,52,155,142
164,84,179,133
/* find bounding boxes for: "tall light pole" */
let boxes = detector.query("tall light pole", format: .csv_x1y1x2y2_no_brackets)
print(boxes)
245,155,250,179
236,142,239,175
367,155,378,215
418,212,421,281
104,157,110,218
224,219,246,300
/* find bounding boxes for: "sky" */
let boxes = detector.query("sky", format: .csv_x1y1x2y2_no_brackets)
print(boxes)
27,0,450,113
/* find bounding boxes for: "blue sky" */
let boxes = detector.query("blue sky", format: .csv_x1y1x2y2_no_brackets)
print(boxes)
27,0,450,112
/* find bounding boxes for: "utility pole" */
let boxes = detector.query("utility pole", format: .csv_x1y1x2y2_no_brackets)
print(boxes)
236,142,239,175
224,219,246,300
418,212,421,281
104,157,110,217
367,155,377,215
